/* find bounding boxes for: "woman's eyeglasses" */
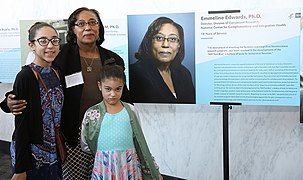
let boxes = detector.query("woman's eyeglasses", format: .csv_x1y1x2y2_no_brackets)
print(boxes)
153,34,180,44
74,20,99,28
33,37,61,46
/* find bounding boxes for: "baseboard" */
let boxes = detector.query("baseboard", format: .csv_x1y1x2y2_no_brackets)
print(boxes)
162,174,186,180
0,140,10,154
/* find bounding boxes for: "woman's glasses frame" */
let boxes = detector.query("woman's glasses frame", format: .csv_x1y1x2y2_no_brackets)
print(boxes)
74,19,99,28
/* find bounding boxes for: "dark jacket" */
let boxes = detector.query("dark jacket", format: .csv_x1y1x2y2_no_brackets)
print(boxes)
130,58,195,104
11,66,43,173
53,43,131,147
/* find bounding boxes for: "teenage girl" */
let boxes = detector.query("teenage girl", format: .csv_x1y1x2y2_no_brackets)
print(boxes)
10,22,63,180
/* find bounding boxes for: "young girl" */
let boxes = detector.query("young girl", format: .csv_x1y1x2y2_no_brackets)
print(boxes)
81,65,162,179
10,22,63,180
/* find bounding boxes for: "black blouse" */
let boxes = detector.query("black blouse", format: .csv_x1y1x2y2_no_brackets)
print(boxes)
130,58,195,104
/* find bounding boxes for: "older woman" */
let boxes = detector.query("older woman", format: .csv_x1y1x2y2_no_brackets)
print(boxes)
55,7,132,179
130,17,195,103
1,7,131,179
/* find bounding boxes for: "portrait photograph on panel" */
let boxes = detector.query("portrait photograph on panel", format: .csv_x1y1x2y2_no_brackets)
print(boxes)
127,13,196,104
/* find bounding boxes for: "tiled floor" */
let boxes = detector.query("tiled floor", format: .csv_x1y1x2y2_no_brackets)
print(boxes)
0,152,181,180
0,153,12,180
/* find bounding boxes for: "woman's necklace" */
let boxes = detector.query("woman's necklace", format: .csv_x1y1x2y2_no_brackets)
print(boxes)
82,57,94,72
80,46,99,72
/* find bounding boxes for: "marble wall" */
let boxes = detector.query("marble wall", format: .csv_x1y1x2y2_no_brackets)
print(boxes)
135,104,223,179
135,104,303,180
229,105,303,180
1,83,303,179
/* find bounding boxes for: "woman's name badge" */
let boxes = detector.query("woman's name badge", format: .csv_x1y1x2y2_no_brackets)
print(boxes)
65,72,84,88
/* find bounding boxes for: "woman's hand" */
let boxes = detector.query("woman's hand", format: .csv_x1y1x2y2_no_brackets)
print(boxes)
11,172,26,180
7,94,27,115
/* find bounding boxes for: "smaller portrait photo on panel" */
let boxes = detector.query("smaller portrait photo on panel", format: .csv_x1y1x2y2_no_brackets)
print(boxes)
128,13,196,104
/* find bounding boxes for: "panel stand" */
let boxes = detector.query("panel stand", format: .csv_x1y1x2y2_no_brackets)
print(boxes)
210,102,242,180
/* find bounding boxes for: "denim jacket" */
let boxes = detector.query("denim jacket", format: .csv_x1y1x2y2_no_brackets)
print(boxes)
81,101,160,179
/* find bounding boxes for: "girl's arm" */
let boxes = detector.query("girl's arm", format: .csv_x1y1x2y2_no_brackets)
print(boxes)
80,111,91,153
129,103,162,178
13,71,32,174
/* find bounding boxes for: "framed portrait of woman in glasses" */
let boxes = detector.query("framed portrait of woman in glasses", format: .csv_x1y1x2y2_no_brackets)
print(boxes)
128,13,196,104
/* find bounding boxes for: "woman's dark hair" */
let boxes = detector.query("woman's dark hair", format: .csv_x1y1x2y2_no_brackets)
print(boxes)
135,17,185,65
66,7,105,45
99,65,125,84
28,22,57,41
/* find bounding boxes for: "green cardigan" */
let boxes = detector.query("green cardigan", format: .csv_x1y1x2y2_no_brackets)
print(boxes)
81,101,160,179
